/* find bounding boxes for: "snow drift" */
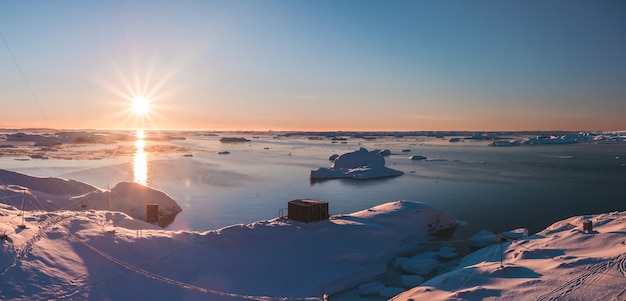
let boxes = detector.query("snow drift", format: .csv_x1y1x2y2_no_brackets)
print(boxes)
392,212,626,300
0,169,181,227
310,147,404,180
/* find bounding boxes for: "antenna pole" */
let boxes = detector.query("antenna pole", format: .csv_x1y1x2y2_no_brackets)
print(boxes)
108,184,111,210
18,190,26,229
21,190,25,224
499,238,503,268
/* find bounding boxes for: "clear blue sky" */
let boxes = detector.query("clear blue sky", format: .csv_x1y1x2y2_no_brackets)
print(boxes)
1,1,625,131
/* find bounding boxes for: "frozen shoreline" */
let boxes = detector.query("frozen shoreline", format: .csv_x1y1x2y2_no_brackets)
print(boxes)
1,168,625,300
392,211,626,300
3,198,625,301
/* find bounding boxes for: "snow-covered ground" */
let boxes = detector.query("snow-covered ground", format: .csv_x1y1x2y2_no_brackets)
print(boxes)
393,212,626,300
2,168,626,300
0,199,455,300
0,169,182,227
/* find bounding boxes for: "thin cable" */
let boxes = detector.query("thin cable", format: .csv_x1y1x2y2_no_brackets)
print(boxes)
70,233,322,301
0,31,50,128
450,244,500,294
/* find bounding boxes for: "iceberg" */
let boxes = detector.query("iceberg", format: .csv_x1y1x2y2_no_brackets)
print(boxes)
310,147,403,180
492,134,584,146
219,137,250,143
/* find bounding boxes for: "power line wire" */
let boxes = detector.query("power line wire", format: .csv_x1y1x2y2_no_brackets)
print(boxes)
0,30,50,128
70,232,323,301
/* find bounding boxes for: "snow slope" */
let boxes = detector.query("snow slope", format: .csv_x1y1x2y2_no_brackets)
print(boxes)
393,211,626,301
0,169,182,227
0,200,456,300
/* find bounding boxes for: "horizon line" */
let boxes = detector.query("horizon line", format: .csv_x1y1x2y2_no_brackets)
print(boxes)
1,127,624,134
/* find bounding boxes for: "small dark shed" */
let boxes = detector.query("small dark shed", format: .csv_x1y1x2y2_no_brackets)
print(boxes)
288,199,329,223
146,204,159,223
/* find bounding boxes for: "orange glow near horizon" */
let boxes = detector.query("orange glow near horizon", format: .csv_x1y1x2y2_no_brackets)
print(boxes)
133,135,148,186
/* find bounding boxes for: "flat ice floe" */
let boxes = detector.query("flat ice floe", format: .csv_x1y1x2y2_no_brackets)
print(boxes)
310,147,404,180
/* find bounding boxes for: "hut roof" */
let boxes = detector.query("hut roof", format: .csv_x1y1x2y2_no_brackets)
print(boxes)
289,199,328,206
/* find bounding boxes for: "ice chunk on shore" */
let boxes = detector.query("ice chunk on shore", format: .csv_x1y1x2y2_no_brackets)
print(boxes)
470,230,500,248
379,287,405,298
310,147,403,180
359,282,386,295
470,228,529,248
437,246,458,259
394,256,412,268
378,149,391,156
393,212,626,301
401,258,439,275
501,228,529,240
401,275,425,288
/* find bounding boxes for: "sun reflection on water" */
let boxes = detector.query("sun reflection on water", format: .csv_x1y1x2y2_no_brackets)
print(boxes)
136,129,146,139
133,130,148,186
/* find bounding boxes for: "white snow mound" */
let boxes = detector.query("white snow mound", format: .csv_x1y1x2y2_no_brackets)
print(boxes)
0,169,182,227
392,211,626,301
0,200,455,300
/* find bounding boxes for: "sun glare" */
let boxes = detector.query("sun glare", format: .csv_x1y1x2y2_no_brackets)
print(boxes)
132,97,150,115
133,139,148,186
136,129,146,139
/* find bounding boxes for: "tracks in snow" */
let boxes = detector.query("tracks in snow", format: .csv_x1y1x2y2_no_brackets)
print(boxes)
0,212,76,277
536,254,626,301
617,253,626,277
68,233,323,301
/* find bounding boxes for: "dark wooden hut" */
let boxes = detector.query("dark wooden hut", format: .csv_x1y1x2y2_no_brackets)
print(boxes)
287,199,329,223
146,204,159,223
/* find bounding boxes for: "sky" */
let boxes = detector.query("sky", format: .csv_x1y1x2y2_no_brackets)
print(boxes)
1,1,625,132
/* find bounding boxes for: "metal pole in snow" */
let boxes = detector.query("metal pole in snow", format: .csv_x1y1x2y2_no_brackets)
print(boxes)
19,190,26,228
495,233,506,269
108,184,111,210
499,238,503,269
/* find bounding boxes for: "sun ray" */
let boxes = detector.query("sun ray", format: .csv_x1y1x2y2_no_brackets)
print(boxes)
93,47,191,130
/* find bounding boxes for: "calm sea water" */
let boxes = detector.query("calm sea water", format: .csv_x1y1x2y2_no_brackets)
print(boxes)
4,133,626,241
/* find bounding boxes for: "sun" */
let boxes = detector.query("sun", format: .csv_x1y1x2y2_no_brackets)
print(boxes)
132,97,150,115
